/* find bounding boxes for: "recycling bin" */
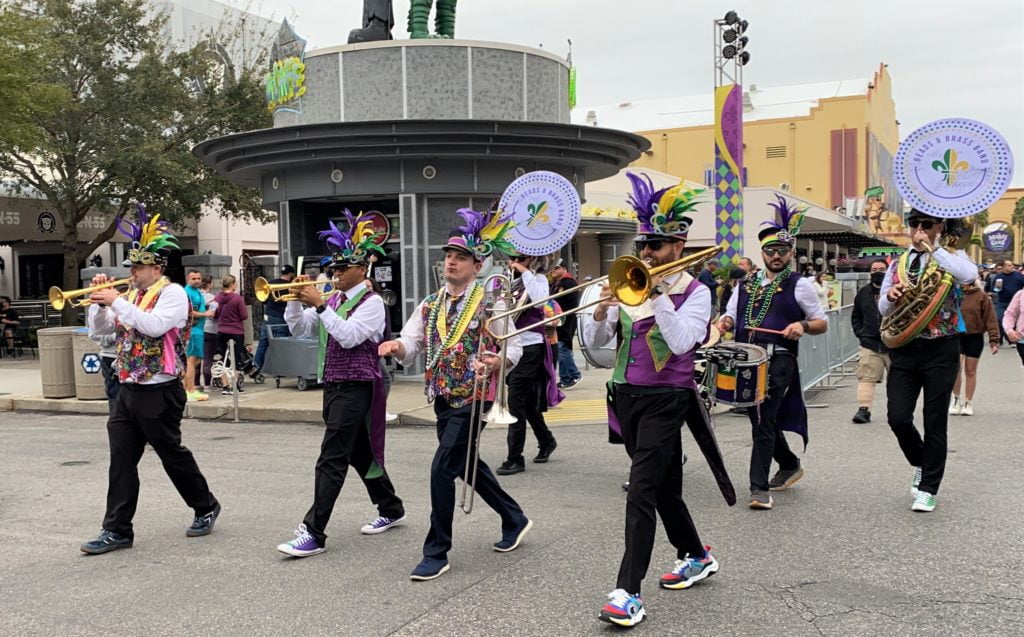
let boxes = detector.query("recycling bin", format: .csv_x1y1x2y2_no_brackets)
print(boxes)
72,328,106,400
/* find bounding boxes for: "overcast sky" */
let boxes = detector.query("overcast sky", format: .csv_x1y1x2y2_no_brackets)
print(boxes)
256,0,1024,186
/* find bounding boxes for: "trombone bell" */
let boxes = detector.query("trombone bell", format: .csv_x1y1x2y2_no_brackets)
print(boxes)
48,278,132,310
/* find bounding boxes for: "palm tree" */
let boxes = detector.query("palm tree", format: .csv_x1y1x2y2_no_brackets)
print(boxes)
1012,197,1024,262
967,210,989,260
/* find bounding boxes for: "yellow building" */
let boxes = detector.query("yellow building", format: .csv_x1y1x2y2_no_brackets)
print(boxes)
976,187,1024,264
576,64,906,236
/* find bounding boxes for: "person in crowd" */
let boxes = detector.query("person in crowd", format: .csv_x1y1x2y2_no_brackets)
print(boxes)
1002,288,1024,368
0,295,19,355
718,267,747,317
949,279,1000,416
253,265,294,374
199,275,218,391
738,256,756,277
986,260,1024,345
850,259,890,423
183,269,214,401
213,274,249,395
812,270,832,310
697,259,719,304
549,260,582,389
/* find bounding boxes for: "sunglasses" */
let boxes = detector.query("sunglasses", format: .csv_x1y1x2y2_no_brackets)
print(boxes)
908,219,939,230
762,247,792,257
509,255,530,262
635,239,679,252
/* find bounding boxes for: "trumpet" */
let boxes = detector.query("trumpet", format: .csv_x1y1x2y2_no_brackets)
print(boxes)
487,245,723,341
253,277,331,303
49,278,132,310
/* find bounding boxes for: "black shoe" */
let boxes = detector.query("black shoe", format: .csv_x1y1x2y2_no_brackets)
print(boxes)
621,481,630,492
852,407,871,424
533,440,557,463
496,459,525,476
187,502,221,537
80,529,133,555
559,377,581,389
768,466,805,491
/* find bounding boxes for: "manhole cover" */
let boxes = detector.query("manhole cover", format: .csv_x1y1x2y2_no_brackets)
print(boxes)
60,460,90,466
210,436,234,441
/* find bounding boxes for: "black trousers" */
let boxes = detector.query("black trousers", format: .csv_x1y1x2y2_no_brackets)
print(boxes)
423,397,526,560
746,352,801,492
506,343,556,463
614,388,704,595
100,355,120,412
303,381,404,546
103,380,217,537
886,335,960,495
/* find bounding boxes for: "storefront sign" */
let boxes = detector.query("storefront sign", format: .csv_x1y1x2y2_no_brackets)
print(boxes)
0,197,124,242
361,211,391,245
984,229,1012,253
864,186,884,198
264,20,307,114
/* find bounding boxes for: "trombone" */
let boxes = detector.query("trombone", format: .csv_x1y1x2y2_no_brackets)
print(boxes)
253,276,332,303
487,245,724,341
49,278,132,310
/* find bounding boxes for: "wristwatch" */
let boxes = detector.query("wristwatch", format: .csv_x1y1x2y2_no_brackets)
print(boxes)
315,304,328,315
650,284,664,298
800,319,810,332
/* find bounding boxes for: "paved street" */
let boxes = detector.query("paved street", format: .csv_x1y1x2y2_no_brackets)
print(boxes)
2,350,1023,636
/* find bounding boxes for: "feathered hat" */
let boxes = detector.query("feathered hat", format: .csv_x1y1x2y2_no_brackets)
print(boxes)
443,207,516,261
116,204,179,265
759,194,808,248
317,210,386,266
626,171,706,240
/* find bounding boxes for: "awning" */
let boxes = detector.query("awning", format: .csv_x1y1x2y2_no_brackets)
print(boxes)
798,230,899,250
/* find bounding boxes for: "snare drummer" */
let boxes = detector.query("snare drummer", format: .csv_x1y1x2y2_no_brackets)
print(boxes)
585,172,735,628
717,195,827,510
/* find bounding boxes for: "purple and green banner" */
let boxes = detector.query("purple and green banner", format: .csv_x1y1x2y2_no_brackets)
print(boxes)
715,84,744,264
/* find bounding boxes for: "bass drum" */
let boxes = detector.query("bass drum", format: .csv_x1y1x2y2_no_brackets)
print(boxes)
576,280,617,369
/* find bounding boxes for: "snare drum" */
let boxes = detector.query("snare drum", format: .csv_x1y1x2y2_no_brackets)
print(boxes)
711,343,769,407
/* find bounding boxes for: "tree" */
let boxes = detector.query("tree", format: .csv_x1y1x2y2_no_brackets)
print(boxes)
0,0,272,322
967,209,989,258
1012,197,1024,262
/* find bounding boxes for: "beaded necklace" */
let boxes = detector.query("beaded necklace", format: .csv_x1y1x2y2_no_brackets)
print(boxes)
743,265,791,329
425,282,484,370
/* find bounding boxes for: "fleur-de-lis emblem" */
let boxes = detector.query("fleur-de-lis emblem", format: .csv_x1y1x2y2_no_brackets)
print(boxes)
931,148,969,185
526,201,550,227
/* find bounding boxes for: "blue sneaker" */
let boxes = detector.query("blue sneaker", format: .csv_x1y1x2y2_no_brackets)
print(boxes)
360,514,406,535
659,546,719,589
410,557,450,581
599,589,645,627
80,529,133,555
186,502,221,537
276,524,325,557
493,517,532,552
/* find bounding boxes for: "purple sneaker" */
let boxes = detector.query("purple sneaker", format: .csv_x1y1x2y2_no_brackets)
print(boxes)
360,514,406,535
276,524,324,557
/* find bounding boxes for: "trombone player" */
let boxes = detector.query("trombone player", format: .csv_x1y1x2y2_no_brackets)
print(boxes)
275,212,406,558
585,173,734,628
379,207,532,582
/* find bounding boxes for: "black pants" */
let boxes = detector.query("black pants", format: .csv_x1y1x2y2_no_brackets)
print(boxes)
100,355,120,412
303,381,404,546
506,343,556,463
423,397,526,560
614,388,704,595
1016,342,1024,366
103,380,218,537
886,335,959,496
746,353,801,492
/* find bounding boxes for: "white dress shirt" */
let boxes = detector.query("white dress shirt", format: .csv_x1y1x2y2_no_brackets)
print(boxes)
723,273,828,324
284,282,385,347
584,273,712,355
396,283,523,369
878,248,977,316
87,282,189,385
510,269,550,347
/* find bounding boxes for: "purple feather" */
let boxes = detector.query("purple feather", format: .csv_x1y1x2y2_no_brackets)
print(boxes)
764,193,799,231
456,208,487,235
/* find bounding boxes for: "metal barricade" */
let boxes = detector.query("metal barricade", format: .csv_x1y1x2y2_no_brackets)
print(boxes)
798,304,860,393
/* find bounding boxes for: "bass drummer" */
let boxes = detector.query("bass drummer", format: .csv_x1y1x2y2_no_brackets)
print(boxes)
717,195,828,511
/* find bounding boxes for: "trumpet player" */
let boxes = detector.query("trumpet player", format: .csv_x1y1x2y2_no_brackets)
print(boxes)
379,207,532,582
275,213,406,558
879,210,977,512
586,173,734,628
80,205,221,555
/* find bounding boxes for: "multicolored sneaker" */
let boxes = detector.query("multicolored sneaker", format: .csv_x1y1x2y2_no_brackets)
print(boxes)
911,491,936,512
911,466,923,497
599,589,645,627
360,515,406,535
659,546,720,590
187,390,209,402
276,524,325,557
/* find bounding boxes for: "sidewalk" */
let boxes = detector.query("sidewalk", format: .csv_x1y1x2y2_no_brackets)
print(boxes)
0,354,612,427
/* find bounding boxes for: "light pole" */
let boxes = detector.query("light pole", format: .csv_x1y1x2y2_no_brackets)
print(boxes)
713,10,750,265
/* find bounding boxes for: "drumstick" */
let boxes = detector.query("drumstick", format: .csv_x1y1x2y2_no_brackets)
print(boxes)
748,326,786,336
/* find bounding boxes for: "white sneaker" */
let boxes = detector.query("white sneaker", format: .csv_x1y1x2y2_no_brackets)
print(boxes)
948,396,962,415
385,412,398,423
910,466,922,497
961,401,974,416
911,491,936,512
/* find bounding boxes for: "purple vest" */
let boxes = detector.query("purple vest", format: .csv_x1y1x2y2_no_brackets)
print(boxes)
514,305,545,335
321,291,383,383
735,272,805,354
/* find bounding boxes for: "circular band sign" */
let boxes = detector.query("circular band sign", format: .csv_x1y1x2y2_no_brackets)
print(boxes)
894,118,1014,219
498,171,581,256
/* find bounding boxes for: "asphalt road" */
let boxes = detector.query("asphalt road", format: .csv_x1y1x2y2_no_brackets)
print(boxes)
2,351,1023,636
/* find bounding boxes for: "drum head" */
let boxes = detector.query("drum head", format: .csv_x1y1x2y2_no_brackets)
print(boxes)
576,281,616,369
714,342,769,364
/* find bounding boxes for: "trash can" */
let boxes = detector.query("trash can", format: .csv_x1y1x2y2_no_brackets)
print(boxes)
72,328,106,400
38,326,78,398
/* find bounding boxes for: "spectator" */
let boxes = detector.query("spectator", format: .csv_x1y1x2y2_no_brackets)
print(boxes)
986,260,1024,345
183,269,214,402
549,261,582,389
812,271,832,310
200,275,218,390
1003,288,1024,368
0,296,18,355
718,267,746,317
949,280,1000,416
850,260,890,423
214,274,249,395
697,260,719,301
253,265,295,373
738,256,756,276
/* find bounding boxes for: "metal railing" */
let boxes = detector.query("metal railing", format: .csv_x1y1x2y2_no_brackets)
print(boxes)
798,304,860,393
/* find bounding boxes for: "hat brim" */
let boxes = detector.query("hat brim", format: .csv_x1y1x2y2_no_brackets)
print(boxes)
442,244,480,259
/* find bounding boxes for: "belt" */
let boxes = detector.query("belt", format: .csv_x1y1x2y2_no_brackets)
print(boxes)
121,378,182,391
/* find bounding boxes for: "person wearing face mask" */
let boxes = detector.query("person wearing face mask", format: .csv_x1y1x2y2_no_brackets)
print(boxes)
718,195,828,511
850,260,892,423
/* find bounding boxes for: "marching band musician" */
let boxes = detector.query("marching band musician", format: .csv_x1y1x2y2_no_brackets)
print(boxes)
878,210,976,513
586,173,735,628
496,253,564,476
718,195,828,511
275,213,406,558
80,205,221,555
379,208,532,582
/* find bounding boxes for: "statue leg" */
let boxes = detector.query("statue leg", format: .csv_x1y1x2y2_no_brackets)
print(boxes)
435,0,456,39
408,0,432,39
